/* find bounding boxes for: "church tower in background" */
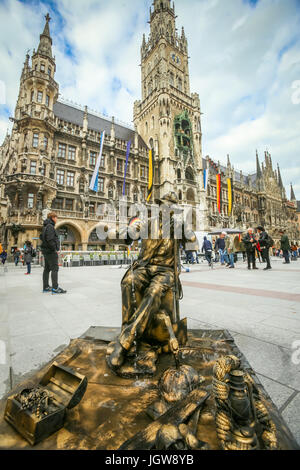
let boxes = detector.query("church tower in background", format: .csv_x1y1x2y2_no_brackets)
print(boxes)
134,0,204,206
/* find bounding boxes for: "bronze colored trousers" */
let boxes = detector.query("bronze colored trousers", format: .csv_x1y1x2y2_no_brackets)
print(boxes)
119,265,174,351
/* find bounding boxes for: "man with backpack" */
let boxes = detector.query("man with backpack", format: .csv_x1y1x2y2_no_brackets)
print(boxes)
24,241,36,275
40,212,67,294
256,226,273,270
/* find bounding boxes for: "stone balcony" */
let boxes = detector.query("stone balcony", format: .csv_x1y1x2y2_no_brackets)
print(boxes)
5,173,57,190
8,212,42,226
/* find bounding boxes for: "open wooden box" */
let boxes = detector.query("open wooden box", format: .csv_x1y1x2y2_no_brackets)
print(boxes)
4,362,87,445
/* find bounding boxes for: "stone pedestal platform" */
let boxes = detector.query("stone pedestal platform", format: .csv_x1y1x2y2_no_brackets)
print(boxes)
0,327,298,450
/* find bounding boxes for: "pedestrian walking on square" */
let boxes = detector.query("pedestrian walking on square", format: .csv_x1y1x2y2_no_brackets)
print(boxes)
291,243,298,261
202,236,213,266
13,248,21,266
40,212,67,294
243,228,258,270
215,232,227,265
239,239,247,262
0,249,7,266
256,226,272,270
24,241,34,275
279,230,291,264
225,235,236,268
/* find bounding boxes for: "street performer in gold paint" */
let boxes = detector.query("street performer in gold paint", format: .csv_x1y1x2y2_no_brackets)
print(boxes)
103,192,196,376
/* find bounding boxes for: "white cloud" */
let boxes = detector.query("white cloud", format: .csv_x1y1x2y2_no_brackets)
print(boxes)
0,0,300,198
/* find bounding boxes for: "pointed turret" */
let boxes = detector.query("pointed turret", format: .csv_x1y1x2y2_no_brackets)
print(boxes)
268,151,273,169
154,0,171,11
291,183,296,201
110,116,115,142
150,0,176,46
256,151,262,179
37,13,53,59
21,53,30,80
83,106,88,135
277,164,284,189
227,154,231,168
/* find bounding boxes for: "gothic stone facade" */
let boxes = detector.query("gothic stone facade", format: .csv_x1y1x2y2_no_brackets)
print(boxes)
0,2,298,252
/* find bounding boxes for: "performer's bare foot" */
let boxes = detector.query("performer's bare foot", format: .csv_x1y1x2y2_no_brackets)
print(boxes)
106,341,126,369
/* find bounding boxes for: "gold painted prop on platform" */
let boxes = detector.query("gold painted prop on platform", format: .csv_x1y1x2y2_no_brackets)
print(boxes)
4,363,87,445
212,355,277,450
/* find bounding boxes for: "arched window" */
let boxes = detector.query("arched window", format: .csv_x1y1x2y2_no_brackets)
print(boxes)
145,122,148,134
185,167,194,182
177,169,181,180
151,116,155,129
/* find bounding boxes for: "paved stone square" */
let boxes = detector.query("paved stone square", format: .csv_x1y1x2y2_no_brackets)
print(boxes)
0,258,300,445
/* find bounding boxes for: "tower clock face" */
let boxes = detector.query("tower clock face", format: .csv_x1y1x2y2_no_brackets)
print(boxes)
171,52,181,65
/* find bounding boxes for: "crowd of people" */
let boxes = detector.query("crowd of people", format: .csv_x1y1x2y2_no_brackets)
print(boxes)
1,216,299,291
184,227,299,270
0,242,36,273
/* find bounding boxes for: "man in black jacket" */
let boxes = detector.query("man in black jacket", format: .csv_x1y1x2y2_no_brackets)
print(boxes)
41,212,67,294
242,228,258,270
256,226,272,270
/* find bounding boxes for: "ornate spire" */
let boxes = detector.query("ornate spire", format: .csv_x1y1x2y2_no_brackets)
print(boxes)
227,154,231,167
37,13,53,59
154,0,171,11
256,151,262,178
150,0,176,46
291,183,296,201
110,116,115,142
21,52,30,79
277,164,283,189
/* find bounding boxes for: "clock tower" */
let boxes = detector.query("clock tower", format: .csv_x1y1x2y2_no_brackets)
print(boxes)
134,0,204,206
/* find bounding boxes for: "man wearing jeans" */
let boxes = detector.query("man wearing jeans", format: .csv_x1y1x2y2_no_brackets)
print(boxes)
225,235,235,268
40,212,67,294
215,232,227,265
279,229,291,264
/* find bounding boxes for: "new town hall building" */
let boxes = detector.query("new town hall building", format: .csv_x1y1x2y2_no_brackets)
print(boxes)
0,1,299,251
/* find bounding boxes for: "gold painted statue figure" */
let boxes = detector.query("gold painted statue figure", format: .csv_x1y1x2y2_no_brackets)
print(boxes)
103,192,196,377
212,355,278,450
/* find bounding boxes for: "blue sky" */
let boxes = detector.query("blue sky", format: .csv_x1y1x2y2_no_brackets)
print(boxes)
0,0,300,198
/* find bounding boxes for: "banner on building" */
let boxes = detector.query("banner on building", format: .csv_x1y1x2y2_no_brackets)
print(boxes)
216,173,221,214
89,130,105,192
227,177,233,216
203,168,209,190
122,140,131,196
146,149,154,202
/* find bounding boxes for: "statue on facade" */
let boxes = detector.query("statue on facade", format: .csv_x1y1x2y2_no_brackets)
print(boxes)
102,193,196,377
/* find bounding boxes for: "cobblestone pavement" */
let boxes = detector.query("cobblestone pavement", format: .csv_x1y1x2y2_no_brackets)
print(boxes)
0,257,299,444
